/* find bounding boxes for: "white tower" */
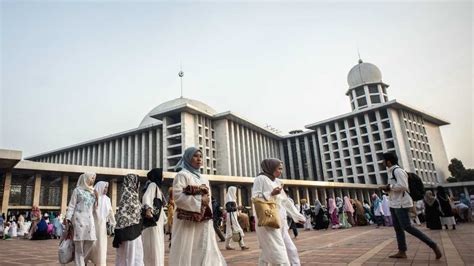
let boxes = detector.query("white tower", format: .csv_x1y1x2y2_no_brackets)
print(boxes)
346,59,389,111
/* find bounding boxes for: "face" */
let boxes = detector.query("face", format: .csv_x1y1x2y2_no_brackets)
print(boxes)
383,160,392,168
191,150,203,169
103,185,109,194
88,175,96,186
273,163,283,178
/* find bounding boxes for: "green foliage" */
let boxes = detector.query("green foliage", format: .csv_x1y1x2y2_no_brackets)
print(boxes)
446,177,458,183
447,158,474,182
448,158,465,178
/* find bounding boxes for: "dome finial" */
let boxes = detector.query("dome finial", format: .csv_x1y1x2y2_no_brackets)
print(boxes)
178,62,184,98
357,46,363,64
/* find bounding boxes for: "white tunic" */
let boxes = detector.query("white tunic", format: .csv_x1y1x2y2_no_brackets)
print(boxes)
90,195,115,265
66,187,97,241
142,182,165,266
169,169,226,266
252,175,305,266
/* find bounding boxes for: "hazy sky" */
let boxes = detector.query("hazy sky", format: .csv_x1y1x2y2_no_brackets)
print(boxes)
1,1,473,167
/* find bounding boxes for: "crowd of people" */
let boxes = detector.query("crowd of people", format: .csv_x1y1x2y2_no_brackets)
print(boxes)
0,149,473,265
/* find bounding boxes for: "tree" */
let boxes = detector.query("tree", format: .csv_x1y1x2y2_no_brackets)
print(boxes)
448,158,466,178
446,177,458,183
459,169,474,182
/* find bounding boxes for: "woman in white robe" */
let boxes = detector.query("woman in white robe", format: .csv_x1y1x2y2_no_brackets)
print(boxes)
381,194,392,226
113,174,144,266
299,199,312,231
169,147,226,266
141,168,165,266
17,214,25,237
90,181,115,266
224,186,249,250
65,172,97,266
252,158,306,266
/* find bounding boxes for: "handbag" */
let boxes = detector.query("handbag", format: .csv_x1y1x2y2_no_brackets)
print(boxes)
252,197,281,229
58,226,74,264
142,187,164,228
176,185,213,223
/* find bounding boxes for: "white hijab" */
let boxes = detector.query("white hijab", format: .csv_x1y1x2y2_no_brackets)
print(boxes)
225,186,237,204
77,172,96,192
94,181,111,220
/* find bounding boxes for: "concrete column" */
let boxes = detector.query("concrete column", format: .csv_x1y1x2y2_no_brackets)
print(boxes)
92,145,98,166
33,173,42,206
304,187,310,202
448,188,454,197
148,131,154,169
237,187,242,206
1,172,12,214
60,175,69,214
229,121,236,176
156,129,161,168
134,134,140,169
304,136,314,180
219,185,226,206
313,188,319,201
295,138,304,179
108,141,113,167
111,180,117,212
320,188,328,205
121,137,126,168
365,190,371,203
86,146,92,166
295,188,301,205
235,124,242,176
141,132,147,170
98,143,103,167
128,136,133,169
464,187,469,197
114,140,119,168
287,139,295,179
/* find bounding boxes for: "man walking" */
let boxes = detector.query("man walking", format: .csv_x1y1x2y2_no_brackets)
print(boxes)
380,152,442,260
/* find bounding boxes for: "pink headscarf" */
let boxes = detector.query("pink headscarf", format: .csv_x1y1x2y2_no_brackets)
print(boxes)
343,196,355,214
328,198,337,214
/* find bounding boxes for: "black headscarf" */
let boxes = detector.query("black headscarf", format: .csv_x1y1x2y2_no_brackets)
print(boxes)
259,158,282,179
436,186,448,200
143,168,163,192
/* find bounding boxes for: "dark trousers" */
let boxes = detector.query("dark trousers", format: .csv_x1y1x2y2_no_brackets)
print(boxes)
213,219,225,241
374,215,384,226
288,217,298,237
390,208,437,252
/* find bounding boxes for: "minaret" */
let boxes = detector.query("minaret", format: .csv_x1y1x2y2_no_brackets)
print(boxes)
346,59,389,111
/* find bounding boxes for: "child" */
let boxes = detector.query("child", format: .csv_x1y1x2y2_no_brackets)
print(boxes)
3,222,11,240
372,194,384,228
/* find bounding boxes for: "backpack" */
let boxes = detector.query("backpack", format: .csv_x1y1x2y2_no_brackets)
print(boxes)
391,167,425,201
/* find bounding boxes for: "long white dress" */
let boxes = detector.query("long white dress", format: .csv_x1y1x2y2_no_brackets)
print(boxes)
90,194,115,266
169,169,226,266
252,174,306,266
301,203,312,230
142,182,165,266
66,187,97,266
225,187,245,249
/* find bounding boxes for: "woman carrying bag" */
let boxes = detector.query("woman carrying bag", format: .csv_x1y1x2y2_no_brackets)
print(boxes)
252,158,305,266
224,186,249,250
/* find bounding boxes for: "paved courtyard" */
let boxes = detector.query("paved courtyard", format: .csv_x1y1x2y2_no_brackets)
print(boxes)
0,223,473,265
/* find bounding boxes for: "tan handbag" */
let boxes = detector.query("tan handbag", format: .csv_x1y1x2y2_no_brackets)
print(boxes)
252,197,281,229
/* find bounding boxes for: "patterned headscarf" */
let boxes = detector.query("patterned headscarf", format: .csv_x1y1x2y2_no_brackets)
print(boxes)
115,174,141,229
260,158,282,179
175,147,202,178
77,172,96,193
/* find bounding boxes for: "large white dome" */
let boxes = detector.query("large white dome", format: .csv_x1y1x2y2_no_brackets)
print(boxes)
139,97,217,127
347,60,383,90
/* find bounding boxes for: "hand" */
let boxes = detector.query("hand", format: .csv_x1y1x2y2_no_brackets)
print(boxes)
199,185,209,195
202,194,210,205
297,220,305,224
145,208,153,218
271,186,282,196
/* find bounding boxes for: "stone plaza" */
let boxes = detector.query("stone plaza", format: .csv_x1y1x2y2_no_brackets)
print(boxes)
0,222,472,265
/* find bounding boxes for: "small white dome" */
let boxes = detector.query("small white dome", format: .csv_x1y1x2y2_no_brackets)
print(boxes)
347,60,383,90
139,97,217,127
